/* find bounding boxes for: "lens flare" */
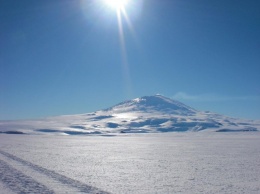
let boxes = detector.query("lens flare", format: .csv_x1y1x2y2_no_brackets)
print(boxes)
101,0,140,96
104,0,129,10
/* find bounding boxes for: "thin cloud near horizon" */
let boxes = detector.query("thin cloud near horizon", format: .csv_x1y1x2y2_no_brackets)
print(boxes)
172,92,260,102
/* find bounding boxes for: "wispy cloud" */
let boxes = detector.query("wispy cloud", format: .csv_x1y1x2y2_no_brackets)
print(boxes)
172,92,260,102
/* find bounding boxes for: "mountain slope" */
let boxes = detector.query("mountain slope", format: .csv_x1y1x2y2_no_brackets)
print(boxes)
105,95,197,115
0,95,259,135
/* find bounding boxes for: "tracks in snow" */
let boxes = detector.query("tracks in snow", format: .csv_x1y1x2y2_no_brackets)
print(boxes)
0,150,110,194
0,159,54,194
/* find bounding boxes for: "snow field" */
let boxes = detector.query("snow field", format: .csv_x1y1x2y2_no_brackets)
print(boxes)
0,132,260,193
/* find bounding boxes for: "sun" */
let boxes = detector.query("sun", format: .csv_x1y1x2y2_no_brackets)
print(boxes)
104,0,129,11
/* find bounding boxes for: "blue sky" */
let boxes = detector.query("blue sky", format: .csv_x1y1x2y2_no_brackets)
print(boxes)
1,0,260,120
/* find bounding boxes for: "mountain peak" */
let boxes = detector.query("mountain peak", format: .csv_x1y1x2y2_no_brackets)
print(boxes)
1,94,259,134
105,95,197,115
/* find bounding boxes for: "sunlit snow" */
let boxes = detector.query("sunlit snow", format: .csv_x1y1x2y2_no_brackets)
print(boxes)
0,95,259,135
0,133,260,193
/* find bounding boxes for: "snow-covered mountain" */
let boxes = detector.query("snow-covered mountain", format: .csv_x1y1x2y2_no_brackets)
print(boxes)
0,95,259,135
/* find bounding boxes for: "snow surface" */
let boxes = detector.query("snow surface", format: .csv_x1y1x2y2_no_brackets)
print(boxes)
0,95,259,135
0,133,260,193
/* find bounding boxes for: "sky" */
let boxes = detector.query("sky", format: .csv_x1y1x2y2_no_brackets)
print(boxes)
1,0,260,120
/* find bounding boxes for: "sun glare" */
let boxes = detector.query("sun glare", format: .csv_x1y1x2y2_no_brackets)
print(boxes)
104,0,129,10
100,0,135,96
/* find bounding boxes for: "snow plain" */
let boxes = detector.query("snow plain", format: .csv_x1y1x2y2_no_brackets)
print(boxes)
0,132,260,194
